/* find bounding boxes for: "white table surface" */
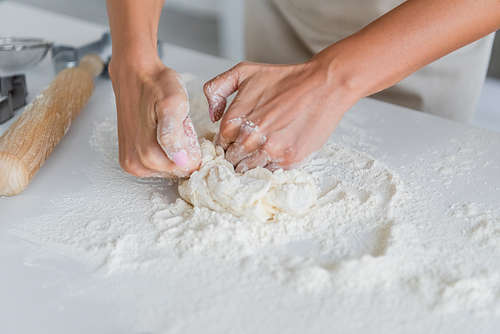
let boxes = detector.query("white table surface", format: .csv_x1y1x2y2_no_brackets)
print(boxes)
1,2,499,334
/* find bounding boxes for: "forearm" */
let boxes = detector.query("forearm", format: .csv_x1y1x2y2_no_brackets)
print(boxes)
106,0,164,64
320,0,500,99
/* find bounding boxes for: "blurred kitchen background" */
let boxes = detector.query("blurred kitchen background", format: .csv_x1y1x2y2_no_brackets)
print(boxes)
4,0,500,132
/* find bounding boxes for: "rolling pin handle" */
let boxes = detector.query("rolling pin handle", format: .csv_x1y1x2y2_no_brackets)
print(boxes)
78,54,104,78
0,53,103,196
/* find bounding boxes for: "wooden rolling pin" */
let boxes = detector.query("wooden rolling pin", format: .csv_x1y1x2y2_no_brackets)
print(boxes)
0,54,104,196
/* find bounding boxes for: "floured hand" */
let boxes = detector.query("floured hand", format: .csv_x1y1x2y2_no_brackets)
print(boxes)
109,57,201,178
203,58,359,173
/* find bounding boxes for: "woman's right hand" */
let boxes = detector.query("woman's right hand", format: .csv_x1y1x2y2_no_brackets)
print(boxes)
108,55,201,178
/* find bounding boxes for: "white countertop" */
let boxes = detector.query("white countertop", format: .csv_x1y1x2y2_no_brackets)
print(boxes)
1,2,500,333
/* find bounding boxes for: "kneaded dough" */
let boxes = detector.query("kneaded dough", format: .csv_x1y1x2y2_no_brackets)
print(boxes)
179,139,318,221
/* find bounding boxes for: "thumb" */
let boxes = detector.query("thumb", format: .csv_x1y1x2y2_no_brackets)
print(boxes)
203,62,248,123
156,97,191,167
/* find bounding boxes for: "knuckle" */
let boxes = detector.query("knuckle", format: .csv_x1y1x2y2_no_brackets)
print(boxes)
284,148,299,162
233,62,245,71
239,136,253,150
219,121,229,136
240,132,261,151
203,80,213,95
219,128,233,143
263,136,279,152
215,133,230,149
225,144,239,161
262,143,273,157
281,149,305,170
236,61,252,70
262,137,288,161
226,144,248,167
220,118,240,136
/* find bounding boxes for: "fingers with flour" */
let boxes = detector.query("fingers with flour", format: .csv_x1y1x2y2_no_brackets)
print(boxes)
225,120,264,166
203,63,246,123
235,149,272,173
156,75,201,168
204,63,262,152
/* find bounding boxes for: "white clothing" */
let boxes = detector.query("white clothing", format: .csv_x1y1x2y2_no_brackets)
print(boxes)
246,0,495,122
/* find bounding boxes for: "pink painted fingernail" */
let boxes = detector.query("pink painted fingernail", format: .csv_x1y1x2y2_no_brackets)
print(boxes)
172,150,188,167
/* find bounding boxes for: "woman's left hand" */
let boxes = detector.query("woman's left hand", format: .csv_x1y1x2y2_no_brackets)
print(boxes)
203,56,359,173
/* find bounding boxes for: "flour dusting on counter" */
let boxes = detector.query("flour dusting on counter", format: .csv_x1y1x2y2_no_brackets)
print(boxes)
7,75,500,333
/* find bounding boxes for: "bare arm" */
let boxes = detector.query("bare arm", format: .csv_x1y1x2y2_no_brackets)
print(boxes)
106,0,201,178
106,0,163,62
324,0,500,98
204,0,500,172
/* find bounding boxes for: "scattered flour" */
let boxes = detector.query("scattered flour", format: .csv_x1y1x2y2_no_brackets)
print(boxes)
5,75,500,333
456,202,500,251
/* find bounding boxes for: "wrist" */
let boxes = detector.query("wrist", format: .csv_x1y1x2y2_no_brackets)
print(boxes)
106,0,163,68
108,48,164,82
311,32,399,103
306,42,366,110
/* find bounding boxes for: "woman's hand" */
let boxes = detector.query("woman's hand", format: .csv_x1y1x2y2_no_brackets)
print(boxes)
109,56,201,178
204,0,500,174
203,56,358,173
